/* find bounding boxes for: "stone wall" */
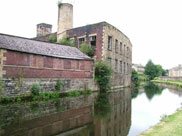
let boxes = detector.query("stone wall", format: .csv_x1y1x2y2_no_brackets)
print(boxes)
157,76,182,81
102,23,132,87
1,78,94,97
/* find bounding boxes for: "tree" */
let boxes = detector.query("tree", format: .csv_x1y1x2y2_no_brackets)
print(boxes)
144,60,165,80
131,69,140,87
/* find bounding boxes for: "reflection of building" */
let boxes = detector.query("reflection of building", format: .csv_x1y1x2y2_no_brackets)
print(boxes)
0,95,94,136
94,89,131,136
169,64,182,77
132,64,145,74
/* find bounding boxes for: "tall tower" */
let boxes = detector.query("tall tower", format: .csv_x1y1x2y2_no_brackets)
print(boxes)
37,23,52,37
57,3,73,41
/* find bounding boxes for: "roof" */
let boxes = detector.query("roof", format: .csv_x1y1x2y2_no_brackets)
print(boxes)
0,33,92,60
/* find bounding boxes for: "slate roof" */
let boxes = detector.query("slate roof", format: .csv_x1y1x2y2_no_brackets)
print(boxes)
0,33,92,60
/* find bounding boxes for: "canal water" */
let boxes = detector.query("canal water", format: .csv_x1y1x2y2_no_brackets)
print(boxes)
0,82,182,136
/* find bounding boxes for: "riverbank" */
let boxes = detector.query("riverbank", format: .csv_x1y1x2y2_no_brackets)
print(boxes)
152,79,182,89
140,109,182,136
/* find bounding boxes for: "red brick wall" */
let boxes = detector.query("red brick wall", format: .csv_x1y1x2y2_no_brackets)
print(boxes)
3,50,93,78
66,23,103,60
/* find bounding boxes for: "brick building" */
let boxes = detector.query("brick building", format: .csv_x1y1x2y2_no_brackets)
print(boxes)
0,33,94,96
66,22,132,87
34,3,132,88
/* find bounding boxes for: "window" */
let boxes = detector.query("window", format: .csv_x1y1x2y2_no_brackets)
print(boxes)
107,58,112,65
127,47,129,58
127,63,129,73
115,39,118,53
124,44,126,56
115,59,118,72
124,62,125,73
120,42,122,55
78,37,85,47
108,36,112,50
89,35,96,49
120,61,122,73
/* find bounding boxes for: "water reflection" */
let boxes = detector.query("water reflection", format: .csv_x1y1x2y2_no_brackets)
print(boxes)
0,88,132,136
144,82,164,100
94,88,131,136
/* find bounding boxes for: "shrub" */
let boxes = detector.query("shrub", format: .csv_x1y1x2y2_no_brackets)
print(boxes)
79,43,94,57
31,84,41,95
57,35,75,47
131,69,140,88
94,60,112,92
55,79,63,91
48,34,57,43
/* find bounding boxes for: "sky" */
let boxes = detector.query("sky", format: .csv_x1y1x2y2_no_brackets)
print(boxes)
0,0,182,69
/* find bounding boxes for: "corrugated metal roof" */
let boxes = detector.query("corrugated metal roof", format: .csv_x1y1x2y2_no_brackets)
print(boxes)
0,33,92,60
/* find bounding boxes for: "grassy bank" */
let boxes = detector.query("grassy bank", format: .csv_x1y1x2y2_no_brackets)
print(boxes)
140,109,182,136
152,79,182,88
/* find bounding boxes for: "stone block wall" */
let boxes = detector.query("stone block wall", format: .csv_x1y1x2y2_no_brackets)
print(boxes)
102,23,132,87
1,78,94,97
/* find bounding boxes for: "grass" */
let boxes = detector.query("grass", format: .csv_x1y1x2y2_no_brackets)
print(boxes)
140,110,182,136
152,79,182,88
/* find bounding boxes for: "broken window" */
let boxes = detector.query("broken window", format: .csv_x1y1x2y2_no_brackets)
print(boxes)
108,36,112,50
107,57,112,65
78,37,85,47
89,36,96,50
115,39,118,53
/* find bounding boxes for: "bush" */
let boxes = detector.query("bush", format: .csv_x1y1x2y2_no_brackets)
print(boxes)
48,34,57,43
79,43,94,57
132,69,140,88
31,84,41,95
94,60,112,92
55,79,63,91
57,35,75,47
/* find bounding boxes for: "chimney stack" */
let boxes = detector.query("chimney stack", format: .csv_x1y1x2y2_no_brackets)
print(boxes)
57,2,73,41
37,23,52,37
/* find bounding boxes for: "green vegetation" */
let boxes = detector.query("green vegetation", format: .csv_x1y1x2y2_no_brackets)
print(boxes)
57,35,76,47
48,34,57,43
144,60,166,80
138,74,149,81
0,77,4,92
94,92,111,118
153,79,182,88
79,43,94,57
0,89,92,104
144,82,164,100
94,60,112,92
31,83,41,95
140,110,182,136
131,69,140,88
55,79,63,91
58,1,62,8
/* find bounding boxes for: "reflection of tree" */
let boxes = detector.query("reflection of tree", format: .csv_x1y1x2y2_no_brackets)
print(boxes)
94,92,111,118
132,88,139,99
144,82,164,100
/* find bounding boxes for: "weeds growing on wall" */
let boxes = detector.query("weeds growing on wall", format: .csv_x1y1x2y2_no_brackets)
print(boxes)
94,60,112,92
31,84,41,95
79,43,94,58
57,35,76,47
55,79,63,91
